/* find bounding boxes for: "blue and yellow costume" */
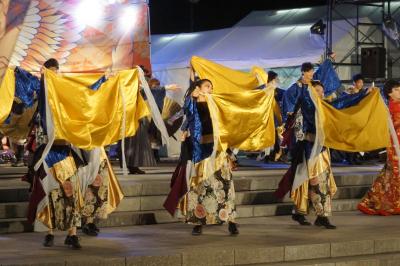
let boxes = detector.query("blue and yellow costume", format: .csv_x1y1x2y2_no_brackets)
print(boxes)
277,60,369,217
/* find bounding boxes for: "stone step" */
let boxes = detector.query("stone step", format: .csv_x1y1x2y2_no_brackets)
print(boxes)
1,212,400,266
246,252,400,266
0,171,377,203
0,199,361,233
0,185,369,219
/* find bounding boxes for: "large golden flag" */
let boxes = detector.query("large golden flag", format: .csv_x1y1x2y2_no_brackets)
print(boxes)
191,56,275,151
316,88,390,151
45,68,149,149
0,68,15,125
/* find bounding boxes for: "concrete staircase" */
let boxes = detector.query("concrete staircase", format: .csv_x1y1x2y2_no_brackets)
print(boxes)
0,164,380,233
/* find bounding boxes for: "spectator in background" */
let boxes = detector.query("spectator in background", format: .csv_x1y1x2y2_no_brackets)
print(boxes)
344,74,364,95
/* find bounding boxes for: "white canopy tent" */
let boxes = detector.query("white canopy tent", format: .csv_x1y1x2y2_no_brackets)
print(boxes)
152,19,355,103
152,2,400,156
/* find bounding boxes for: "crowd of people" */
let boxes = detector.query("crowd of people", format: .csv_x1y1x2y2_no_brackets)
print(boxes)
0,52,399,250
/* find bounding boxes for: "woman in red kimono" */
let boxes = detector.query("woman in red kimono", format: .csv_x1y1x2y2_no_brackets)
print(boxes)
358,80,400,215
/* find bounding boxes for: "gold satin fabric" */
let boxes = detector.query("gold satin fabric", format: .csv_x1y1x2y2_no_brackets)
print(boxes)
102,148,124,212
0,68,15,125
315,88,390,151
191,56,275,151
44,68,149,149
0,102,37,140
251,66,283,126
291,149,337,214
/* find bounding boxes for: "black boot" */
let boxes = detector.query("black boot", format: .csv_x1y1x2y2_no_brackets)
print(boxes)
12,145,24,167
228,222,239,235
68,235,82,249
129,167,145,174
192,225,202,236
82,223,99,236
315,216,336,229
43,234,54,247
64,235,71,245
153,149,160,163
292,214,311,226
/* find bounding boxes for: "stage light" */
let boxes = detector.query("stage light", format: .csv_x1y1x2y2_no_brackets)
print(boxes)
74,0,104,27
277,7,311,14
310,19,326,35
383,15,400,48
119,6,137,32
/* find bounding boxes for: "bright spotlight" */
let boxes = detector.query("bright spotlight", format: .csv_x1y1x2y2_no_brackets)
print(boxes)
119,6,137,32
74,0,104,27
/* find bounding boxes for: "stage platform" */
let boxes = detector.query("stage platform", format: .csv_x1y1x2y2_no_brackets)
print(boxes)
1,212,400,265
0,160,395,265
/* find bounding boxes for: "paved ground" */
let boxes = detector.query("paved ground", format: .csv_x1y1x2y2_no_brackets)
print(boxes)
0,161,389,265
1,212,400,265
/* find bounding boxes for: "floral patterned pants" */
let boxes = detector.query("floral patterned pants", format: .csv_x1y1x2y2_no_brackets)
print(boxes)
185,163,236,225
308,172,332,217
48,173,81,231
81,159,110,224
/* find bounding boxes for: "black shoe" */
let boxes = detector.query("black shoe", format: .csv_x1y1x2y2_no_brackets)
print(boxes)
228,222,239,235
315,216,337,229
292,214,312,226
11,161,24,167
43,234,54,247
192,225,202,236
82,223,99,236
129,167,145,174
64,235,71,245
92,223,100,233
68,235,82,250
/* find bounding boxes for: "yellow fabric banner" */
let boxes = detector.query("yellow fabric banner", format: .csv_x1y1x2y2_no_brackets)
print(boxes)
0,68,15,125
45,68,149,149
191,56,275,151
318,88,390,151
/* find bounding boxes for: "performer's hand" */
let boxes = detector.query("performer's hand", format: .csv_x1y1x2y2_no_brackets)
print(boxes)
192,88,200,98
165,84,181,91
366,87,374,94
105,68,116,79
181,131,189,141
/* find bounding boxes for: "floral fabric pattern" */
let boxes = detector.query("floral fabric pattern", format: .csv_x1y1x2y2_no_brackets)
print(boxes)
309,170,333,217
48,172,81,231
185,156,236,225
82,159,110,223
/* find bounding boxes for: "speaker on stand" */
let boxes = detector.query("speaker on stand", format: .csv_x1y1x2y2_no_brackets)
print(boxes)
361,47,386,80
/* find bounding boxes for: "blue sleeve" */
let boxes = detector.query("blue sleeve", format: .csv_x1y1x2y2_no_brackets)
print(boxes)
89,75,107,90
180,97,193,131
14,67,40,107
330,89,368,109
282,83,301,122
313,59,341,97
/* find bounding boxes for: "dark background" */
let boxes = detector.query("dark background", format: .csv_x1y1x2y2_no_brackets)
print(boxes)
149,0,326,34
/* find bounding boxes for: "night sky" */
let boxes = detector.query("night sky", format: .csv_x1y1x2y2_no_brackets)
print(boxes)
149,0,326,34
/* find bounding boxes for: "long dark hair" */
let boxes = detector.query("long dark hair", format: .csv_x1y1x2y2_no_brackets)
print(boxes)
184,78,213,99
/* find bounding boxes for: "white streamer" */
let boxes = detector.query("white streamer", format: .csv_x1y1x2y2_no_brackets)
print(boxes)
34,73,55,171
292,84,324,191
118,76,128,176
137,67,169,146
